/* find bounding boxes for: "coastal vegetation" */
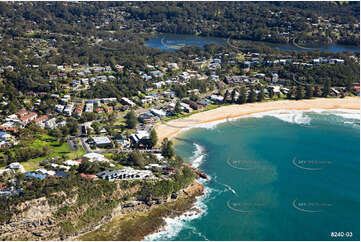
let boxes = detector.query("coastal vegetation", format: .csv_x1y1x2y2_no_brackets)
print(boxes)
0,2,359,240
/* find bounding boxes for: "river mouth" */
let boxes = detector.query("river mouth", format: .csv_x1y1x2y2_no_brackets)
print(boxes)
145,33,360,53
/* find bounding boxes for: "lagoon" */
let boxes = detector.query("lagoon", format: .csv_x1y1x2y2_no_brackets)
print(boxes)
145,34,360,53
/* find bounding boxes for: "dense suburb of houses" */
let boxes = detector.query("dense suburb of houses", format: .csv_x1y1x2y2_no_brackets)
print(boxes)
0,47,360,197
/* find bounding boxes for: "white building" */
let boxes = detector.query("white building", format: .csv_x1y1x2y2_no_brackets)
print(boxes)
130,130,149,143
150,109,166,118
83,153,109,162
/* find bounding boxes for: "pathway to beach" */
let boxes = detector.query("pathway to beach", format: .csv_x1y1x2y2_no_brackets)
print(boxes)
155,97,360,142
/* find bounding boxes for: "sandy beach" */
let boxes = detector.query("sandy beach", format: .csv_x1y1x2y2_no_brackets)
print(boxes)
155,97,360,142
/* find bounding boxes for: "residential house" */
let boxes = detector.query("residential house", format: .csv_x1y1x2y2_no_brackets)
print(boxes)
130,130,150,144
91,136,113,148
20,112,38,125
34,115,48,128
150,109,166,118
121,97,136,107
83,153,109,163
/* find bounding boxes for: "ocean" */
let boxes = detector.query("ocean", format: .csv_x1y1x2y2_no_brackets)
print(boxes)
145,109,360,241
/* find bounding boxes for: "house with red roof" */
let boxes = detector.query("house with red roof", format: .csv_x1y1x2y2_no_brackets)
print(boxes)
20,112,38,125
34,115,48,128
80,173,97,180
16,109,28,118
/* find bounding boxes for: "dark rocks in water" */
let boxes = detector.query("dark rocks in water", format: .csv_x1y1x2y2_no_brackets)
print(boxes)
195,170,208,179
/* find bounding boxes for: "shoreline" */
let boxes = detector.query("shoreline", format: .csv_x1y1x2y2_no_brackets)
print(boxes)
155,97,360,142
76,179,205,241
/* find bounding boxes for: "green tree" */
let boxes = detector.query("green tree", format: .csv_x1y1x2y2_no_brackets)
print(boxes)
237,86,247,104
127,151,145,168
149,129,158,148
223,90,230,103
161,138,174,159
268,87,274,99
322,80,331,97
231,88,237,103
346,79,352,92
257,88,264,102
247,87,256,103
77,159,101,174
313,86,321,97
125,110,137,129
305,85,313,99
175,101,182,114
295,86,304,100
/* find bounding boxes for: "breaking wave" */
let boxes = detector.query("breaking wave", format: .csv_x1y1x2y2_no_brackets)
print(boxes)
144,184,213,241
309,108,360,121
250,110,311,125
189,143,206,169
144,142,211,241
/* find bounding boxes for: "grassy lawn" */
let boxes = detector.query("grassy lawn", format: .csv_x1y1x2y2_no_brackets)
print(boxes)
13,134,86,172
113,117,126,126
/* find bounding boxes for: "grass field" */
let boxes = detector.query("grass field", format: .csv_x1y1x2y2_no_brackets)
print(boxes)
1,134,86,171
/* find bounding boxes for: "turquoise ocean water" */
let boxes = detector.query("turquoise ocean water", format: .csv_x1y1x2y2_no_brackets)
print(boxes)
145,109,360,241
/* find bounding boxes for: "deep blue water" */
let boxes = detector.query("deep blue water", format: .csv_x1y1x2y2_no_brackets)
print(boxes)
146,109,360,241
145,34,360,53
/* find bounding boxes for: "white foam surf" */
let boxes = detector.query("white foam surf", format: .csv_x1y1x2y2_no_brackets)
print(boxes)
189,143,206,169
144,184,212,241
250,110,311,125
309,108,360,120
170,108,359,140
